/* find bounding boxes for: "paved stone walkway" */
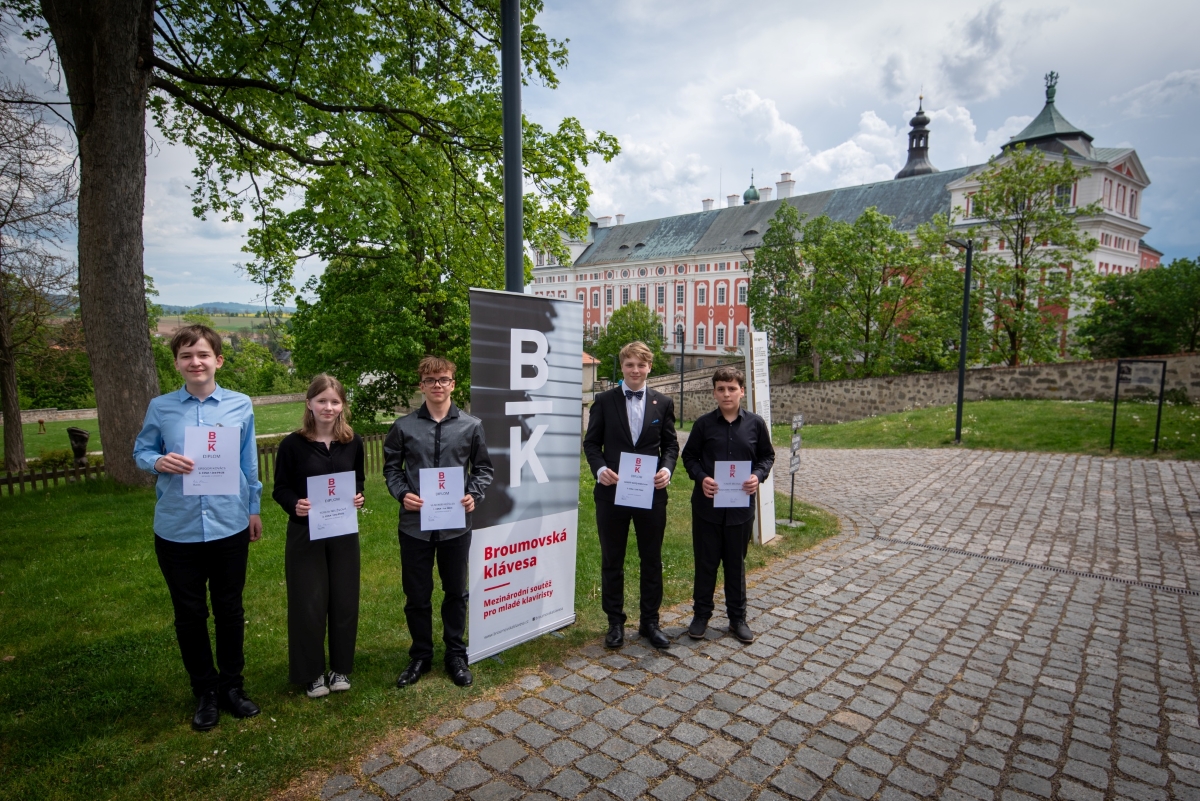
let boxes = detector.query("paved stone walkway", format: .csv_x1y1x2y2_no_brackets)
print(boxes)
315,449,1200,801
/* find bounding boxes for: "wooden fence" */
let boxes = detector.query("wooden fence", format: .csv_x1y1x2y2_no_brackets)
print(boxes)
1,433,389,497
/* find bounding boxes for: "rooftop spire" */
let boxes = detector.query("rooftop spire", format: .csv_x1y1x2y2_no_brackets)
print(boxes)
1045,70,1059,103
895,95,939,180
743,169,760,203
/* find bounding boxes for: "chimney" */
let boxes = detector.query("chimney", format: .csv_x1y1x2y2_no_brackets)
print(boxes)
776,172,795,199
759,186,773,202
596,215,612,228
615,213,625,226
727,194,740,208
702,198,714,211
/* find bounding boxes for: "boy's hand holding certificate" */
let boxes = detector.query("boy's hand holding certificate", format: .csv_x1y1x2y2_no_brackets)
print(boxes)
713,460,753,508
182,426,240,495
306,471,359,539
613,451,655,509
419,467,466,530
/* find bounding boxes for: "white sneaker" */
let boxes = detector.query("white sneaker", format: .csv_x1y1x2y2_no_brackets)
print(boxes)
306,674,330,698
328,672,351,692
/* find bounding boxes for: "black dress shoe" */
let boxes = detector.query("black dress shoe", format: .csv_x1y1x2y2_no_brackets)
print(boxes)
604,624,624,649
446,656,473,687
688,616,709,640
219,687,261,719
639,623,670,650
729,619,755,643
396,659,432,688
192,689,219,731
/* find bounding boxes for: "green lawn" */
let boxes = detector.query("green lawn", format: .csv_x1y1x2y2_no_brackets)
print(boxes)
0,459,837,801
769,399,1200,460
2,403,309,463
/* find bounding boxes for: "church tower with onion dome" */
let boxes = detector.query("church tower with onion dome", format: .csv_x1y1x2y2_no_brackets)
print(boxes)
894,97,939,179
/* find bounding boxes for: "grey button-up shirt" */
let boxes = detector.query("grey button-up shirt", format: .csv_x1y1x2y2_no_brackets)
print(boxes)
383,402,494,540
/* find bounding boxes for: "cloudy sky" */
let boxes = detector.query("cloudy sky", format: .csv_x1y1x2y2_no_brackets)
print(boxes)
6,0,1198,305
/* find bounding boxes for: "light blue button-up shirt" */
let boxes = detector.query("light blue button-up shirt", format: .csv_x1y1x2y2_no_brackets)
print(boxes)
133,384,262,542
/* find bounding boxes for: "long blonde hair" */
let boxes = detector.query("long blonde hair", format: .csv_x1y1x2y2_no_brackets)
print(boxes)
299,374,354,443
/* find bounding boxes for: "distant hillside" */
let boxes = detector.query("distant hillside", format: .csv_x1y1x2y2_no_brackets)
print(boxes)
160,302,296,314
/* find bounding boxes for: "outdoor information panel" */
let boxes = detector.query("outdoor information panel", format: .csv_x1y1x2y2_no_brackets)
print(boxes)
467,289,583,663
744,331,776,545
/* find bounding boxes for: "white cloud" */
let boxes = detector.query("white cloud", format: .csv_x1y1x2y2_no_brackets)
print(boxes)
1108,69,1200,117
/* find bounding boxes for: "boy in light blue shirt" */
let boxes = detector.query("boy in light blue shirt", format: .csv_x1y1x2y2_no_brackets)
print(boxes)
133,324,263,731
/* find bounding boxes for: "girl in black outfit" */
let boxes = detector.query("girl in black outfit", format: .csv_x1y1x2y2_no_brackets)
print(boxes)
272,374,365,698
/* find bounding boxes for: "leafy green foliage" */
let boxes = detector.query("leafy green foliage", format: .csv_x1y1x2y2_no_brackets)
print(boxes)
291,254,471,421
16,320,94,410
583,301,672,377
1076,257,1200,358
962,144,1099,366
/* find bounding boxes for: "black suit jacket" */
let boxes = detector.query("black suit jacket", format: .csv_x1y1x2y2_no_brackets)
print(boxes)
583,386,679,505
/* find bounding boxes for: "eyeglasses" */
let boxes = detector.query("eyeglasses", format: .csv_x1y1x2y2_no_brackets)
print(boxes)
420,377,454,388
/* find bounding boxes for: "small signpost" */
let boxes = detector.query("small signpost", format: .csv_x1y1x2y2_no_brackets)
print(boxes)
786,414,803,526
1109,359,1167,454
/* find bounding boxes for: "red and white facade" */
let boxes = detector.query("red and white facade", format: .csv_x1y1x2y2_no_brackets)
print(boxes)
531,245,752,369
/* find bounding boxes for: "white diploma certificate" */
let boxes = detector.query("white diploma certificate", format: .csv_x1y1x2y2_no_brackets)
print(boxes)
713,460,753,508
182,426,241,496
613,451,655,509
420,466,466,531
306,471,359,540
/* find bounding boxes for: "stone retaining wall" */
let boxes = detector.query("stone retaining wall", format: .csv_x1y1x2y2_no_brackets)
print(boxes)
768,353,1199,425
1,392,307,426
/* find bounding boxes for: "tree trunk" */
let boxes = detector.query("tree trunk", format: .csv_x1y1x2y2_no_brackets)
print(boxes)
42,0,158,485
0,290,26,473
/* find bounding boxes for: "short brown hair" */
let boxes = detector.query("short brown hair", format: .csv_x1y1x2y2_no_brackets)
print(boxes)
299,374,355,444
418,355,456,378
170,324,223,357
618,341,654,365
712,365,745,388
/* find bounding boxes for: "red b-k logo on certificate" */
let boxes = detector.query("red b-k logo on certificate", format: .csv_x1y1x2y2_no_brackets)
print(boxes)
207,430,216,452
438,470,446,490
729,464,736,478
634,457,642,473
328,477,336,496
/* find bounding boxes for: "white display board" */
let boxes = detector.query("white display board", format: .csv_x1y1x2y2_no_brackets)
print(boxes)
744,331,777,544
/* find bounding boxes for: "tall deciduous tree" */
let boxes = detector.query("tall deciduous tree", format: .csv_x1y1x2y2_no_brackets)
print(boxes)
0,82,77,472
963,143,1099,366
1,0,616,484
746,202,817,374
584,301,672,379
1077,257,1200,358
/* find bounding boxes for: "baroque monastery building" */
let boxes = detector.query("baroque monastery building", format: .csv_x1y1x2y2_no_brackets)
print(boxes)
530,74,1157,369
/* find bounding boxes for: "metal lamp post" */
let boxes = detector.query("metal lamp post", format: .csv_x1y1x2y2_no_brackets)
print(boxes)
677,323,686,427
501,0,523,293
946,238,974,444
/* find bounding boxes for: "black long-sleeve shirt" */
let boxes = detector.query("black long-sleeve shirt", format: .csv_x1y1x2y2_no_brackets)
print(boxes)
271,432,366,527
681,407,775,524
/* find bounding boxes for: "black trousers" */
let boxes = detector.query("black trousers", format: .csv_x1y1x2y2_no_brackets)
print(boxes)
595,496,666,627
285,521,360,684
154,529,250,697
399,531,470,662
692,516,753,623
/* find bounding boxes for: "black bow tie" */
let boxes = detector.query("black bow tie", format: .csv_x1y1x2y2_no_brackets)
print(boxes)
624,389,644,401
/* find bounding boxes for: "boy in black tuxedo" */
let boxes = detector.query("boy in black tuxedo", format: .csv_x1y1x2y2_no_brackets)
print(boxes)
583,341,678,649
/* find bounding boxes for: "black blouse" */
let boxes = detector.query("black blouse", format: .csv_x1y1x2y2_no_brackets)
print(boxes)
271,432,366,526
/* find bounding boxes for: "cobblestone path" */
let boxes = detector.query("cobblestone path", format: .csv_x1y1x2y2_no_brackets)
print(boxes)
316,449,1200,801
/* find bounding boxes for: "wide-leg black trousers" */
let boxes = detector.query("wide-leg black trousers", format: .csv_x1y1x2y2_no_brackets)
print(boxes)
154,529,249,697
285,521,360,684
691,516,753,623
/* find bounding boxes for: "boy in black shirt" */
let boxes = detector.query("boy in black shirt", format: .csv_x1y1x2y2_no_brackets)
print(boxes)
680,366,774,643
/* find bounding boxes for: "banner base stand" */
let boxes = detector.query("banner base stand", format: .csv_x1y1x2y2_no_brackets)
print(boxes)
468,615,576,665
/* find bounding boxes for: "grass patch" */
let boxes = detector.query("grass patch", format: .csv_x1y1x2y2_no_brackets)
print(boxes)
0,458,836,801
771,399,1200,460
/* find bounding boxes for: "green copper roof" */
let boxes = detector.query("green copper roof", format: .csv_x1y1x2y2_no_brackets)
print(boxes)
1009,72,1092,147
743,170,760,203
